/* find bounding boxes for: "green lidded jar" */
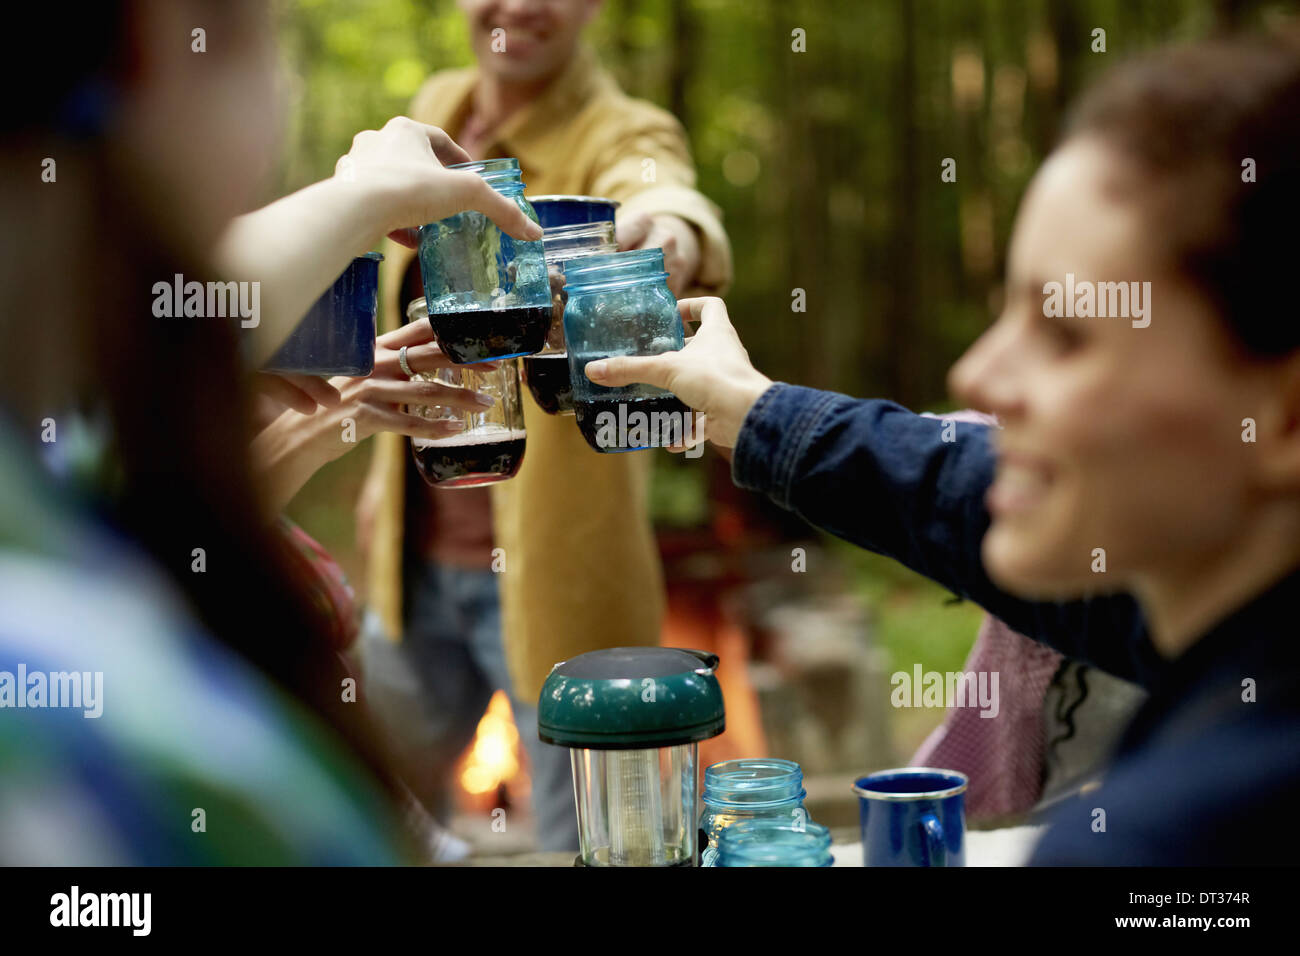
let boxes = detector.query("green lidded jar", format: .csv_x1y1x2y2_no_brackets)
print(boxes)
538,647,725,866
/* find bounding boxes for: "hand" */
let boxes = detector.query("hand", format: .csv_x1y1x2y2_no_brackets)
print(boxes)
251,373,342,431
617,213,701,296
252,321,500,512
338,117,544,248
370,315,502,380
584,297,772,450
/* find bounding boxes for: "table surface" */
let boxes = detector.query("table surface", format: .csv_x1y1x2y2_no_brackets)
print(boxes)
448,824,1048,866
831,824,1047,867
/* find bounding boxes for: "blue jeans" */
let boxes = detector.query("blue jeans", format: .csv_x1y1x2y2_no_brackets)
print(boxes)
361,562,578,852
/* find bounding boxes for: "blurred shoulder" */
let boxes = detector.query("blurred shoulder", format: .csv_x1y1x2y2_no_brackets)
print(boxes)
408,66,477,125
1031,716,1300,865
587,77,688,140
0,545,402,864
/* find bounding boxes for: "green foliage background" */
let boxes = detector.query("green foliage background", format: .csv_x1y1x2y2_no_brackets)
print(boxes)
276,1,1295,716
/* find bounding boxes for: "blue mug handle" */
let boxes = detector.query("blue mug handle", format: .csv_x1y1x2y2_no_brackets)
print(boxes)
918,812,946,867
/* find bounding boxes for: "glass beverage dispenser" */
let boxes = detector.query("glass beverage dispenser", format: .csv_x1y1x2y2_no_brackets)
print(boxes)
538,647,725,866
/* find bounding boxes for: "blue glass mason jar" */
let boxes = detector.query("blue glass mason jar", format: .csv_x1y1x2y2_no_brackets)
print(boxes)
522,220,618,416
699,758,808,866
562,248,691,452
715,819,834,868
416,158,550,365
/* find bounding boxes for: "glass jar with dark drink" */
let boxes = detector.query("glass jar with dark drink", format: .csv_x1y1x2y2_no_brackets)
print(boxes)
562,249,691,452
417,158,550,364
523,219,618,416
405,298,527,488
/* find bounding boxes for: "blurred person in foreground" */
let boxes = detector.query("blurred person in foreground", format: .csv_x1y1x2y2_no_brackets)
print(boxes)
356,0,731,849
587,34,1300,864
0,0,540,863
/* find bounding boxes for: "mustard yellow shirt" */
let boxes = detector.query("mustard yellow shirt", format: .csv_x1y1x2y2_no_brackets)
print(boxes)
366,46,732,701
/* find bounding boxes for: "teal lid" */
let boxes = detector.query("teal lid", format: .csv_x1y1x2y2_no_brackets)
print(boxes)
538,647,725,749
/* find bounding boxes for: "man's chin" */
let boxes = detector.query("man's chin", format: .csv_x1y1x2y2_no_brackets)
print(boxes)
478,52,562,84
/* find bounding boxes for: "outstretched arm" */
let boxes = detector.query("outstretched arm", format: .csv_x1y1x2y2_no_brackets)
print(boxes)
586,297,1161,686
216,117,542,365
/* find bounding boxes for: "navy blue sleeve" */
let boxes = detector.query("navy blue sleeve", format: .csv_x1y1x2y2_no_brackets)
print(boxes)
730,383,1162,687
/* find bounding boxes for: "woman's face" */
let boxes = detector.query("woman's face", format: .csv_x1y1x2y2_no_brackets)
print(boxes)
949,137,1273,602
115,0,283,259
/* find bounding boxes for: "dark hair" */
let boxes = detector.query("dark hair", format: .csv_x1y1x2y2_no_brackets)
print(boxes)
99,226,398,797
1064,31,1300,357
5,3,400,803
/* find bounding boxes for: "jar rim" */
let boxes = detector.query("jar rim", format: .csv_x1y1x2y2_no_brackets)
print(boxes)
542,221,618,265
562,248,667,290
448,157,520,175
529,194,621,207
405,297,428,322
702,758,805,808
704,758,802,787
542,220,617,240
447,157,525,191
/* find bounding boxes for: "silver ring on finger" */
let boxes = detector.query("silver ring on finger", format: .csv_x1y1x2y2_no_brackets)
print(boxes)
398,345,414,378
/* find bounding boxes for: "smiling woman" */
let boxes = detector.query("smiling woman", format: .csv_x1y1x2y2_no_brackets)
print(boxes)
584,31,1300,865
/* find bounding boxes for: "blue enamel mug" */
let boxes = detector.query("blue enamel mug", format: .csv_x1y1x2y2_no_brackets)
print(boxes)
529,195,620,229
264,252,381,376
852,768,967,867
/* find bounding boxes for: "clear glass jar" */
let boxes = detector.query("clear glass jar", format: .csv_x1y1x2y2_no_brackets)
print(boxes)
522,220,618,416
416,158,550,364
571,744,698,866
404,297,526,488
715,819,833,867
698,758,808,866
562,248,690,452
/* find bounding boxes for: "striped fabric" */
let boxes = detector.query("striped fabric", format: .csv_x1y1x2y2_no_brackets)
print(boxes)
909,616,1062,819
0,420,406,864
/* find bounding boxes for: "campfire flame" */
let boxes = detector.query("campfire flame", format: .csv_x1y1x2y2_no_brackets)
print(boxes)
458,691,525,802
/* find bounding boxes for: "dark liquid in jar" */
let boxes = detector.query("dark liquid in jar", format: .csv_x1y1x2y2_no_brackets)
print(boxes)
426,306,551,364
573,395,691,453
411,430,527,487
522,352,574,415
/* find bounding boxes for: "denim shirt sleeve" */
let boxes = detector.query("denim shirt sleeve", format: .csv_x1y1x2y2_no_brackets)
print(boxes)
731,383,1162,687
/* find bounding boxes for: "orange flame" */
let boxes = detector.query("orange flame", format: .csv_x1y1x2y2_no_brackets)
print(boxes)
458,691,524,801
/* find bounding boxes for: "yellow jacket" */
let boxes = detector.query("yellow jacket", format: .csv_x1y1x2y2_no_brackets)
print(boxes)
366,46,732,701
